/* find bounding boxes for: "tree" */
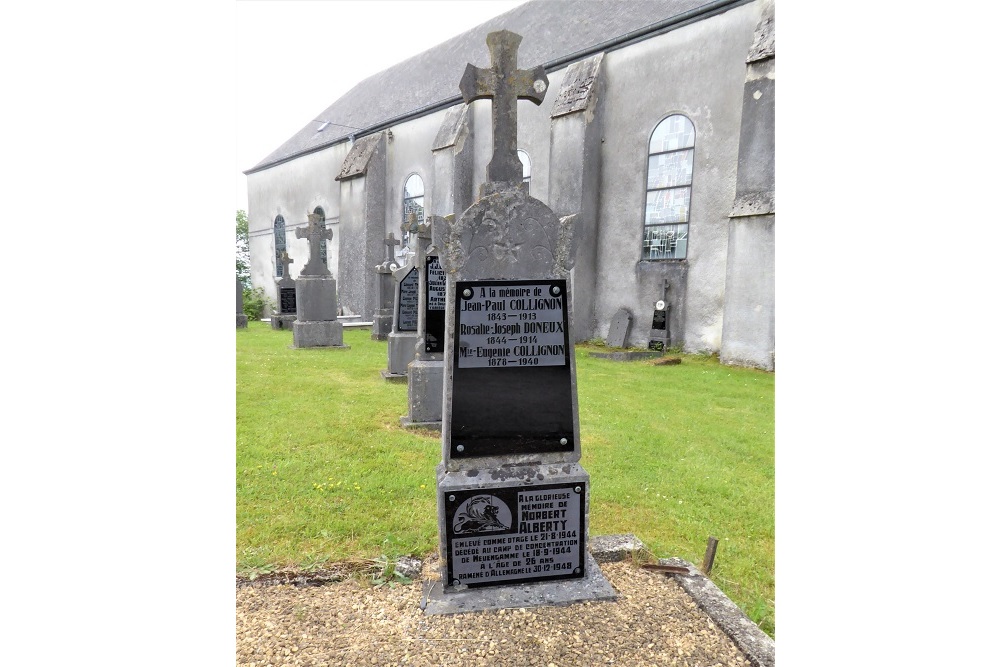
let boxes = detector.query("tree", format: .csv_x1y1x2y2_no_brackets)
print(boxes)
236,209,250,289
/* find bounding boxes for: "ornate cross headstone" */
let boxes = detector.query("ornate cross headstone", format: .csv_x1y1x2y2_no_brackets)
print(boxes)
295,211,332,276
272,250,298,329
372,233,401,340
459,30,548,183
426,30,613,614
384,232,401,263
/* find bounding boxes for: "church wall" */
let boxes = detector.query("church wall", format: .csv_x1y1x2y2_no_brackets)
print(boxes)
246,142,351,311
593,1,761,354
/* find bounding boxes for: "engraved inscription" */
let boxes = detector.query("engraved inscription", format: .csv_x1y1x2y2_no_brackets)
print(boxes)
397,268,419,331
457,282,567,369
449,484,583,586
427,256,445,311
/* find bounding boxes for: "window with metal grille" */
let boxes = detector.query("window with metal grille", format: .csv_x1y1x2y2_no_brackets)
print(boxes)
274,215,286,277
643,114,694,260
402,174,424,251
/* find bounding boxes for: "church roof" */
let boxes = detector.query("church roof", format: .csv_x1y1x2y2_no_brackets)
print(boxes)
245,0,746,174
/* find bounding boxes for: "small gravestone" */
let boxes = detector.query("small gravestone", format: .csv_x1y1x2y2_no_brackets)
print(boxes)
372,233,401,340
424,29,614,615
236,276,248,328
402,216,447,428
381,260,419,381
271,251,297,330
606,308,631,348
648,298,669,351
292,212,349,349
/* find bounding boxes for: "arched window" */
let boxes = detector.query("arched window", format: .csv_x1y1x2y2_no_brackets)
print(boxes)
517,149,531,193
643,114,694,260
313,206,327,266
274,215,286,277
402,174,424,250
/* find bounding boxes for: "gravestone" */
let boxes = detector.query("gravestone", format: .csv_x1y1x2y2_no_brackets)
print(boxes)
372,233,400,340
236,276,248,328
401,216,447,428
380,258,420,381
292,212,349,349
425,29,615,615
648,298,669,351
271,251,297,330
606,308,631,348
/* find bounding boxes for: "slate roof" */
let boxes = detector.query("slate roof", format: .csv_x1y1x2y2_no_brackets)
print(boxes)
245,0,746,174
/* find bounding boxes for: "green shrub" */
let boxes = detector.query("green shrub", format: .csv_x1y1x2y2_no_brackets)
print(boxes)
242,287,275,322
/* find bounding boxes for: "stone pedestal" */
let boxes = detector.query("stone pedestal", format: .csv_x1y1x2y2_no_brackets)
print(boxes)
382,261,419,379
293,274,348,349
236,314,248,328
372,264,395,341
401,358,443,428
270,314,296,330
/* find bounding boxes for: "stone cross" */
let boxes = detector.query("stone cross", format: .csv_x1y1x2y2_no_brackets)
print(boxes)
459,30,548,183
383,232,400,263
279,250,294,278
295,211,332,276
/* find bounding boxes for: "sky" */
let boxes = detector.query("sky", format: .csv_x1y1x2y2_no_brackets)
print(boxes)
236,0,528,213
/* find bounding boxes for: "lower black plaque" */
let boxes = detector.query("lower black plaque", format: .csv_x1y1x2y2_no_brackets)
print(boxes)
451,279,574,457
280,288,296,314
648,340,665,351
445,482,586,588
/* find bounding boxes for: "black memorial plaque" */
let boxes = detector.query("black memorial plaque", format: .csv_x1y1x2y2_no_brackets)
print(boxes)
397,267,419,332
451,279,574,458
425,255,446,353
280,287,297,314
648,306,666,351
445,482,586,588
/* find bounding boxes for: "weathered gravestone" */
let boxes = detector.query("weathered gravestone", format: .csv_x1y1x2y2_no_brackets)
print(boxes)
424,30,615,614
372,233,401,340
401,215,447,428
271,251,297,330
236,276,248,328
292,212,349,349
606,308,631,348
648,298,669,351
380,257,420,380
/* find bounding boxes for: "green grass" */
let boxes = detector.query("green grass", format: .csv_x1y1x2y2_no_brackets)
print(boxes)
236,322,774,636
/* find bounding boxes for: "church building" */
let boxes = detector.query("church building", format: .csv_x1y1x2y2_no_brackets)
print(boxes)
243,0,775,370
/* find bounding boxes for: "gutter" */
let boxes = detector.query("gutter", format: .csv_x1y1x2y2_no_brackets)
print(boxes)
243,0,752,176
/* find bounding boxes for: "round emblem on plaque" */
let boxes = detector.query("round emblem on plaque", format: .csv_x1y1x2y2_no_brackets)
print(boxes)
452,495,512,534
655,300,666,311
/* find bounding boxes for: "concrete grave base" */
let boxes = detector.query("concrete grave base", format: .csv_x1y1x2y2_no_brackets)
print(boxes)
399,416,442,430
292,320,347,348
380,369,407,383
422,552,615,615
386,330,419,375
270,314,296,330
371,313,392,340
236,314,248,328
405,359,443,424
588,350,663,361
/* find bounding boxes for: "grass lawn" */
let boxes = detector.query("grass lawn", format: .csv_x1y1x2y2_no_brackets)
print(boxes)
236,321,774,636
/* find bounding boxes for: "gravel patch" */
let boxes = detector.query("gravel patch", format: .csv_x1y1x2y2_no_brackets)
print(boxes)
237,556,755,666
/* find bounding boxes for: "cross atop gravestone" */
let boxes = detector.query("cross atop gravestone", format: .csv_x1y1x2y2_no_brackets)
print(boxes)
279,250,294,278
383,232,401,264
460,29,548,184
295,211,332,276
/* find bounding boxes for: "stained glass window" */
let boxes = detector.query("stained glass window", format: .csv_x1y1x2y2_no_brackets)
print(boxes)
313,207,327,266
643,115,694,260
402,174,424,251
274,215,286,277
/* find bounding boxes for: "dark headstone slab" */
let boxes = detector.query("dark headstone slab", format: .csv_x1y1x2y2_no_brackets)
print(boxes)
649,299,669,351
279,287,297,315
451,279,573,458
444,482,586,588
397,266,419,332
425,255,446,353
606,307,631,348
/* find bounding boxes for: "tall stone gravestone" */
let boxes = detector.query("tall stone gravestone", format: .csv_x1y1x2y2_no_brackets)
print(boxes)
401,215,447,428
293,212,348,349
606,308,631,348
372,234,401,341
271,251,297,330
425,30,614,614
381,256,420,380
236,276,248,328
